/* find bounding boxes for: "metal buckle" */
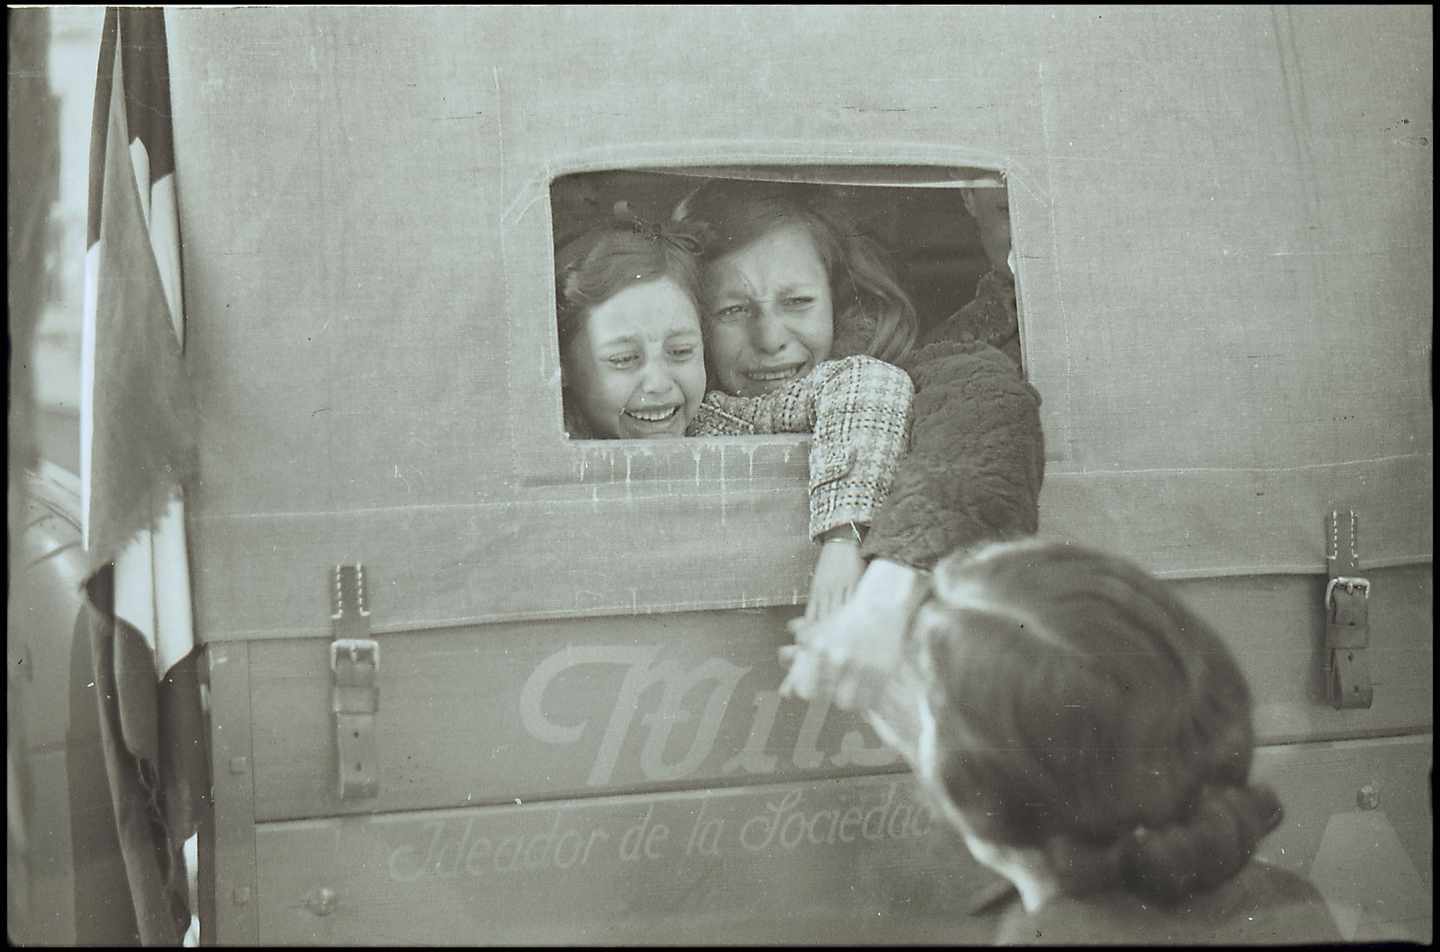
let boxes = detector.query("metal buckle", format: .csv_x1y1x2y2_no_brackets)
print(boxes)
1322,510,1373,710
331,638,379,717
330,638,379,674
1324,575,1371,608
330,563,379,799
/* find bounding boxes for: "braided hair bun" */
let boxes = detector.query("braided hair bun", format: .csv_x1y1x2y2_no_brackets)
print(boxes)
1041,783,1284,903
1122,783,1283,901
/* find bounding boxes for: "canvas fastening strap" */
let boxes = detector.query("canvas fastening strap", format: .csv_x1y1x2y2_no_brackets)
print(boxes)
331,563,380,799
1324,511,1373,710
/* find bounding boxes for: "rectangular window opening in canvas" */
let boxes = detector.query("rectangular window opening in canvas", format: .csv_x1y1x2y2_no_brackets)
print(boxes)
549,166,1021,448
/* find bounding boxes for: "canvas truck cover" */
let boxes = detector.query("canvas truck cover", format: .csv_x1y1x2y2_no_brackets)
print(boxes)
168,6,1430,642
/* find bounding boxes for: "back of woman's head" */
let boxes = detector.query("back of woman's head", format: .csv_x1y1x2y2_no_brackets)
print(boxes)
916,539,1282,903
554,211,704,350
673,180,917,364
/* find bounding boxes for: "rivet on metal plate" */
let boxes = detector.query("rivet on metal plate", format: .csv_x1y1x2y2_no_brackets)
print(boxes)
1356,783,1380,811
305,887,338,917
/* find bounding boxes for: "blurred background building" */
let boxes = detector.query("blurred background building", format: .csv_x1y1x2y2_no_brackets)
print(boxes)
15,6,106,478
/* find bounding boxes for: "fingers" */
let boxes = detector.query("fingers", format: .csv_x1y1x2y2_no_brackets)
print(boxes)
806,565,860,623
830,668,881,712
820,581,856,621
780,643,844,705
781,647,886,714
806,585,838,622
779,648,818,700
787,616,818,647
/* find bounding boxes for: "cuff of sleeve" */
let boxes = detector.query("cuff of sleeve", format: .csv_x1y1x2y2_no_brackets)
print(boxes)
810,494,883,542
817,521,867,545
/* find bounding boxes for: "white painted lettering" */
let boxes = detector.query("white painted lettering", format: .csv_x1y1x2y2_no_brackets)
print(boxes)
721,689,782,775
807,809,840,845
740,789,802,851
862,784,897,841
463,835,492,876
493,834,523,872
619,805,655,862
638,658,748,781
388,840,425,883
644,822,669,859
831,728,900,768
553,829,582,869
582,827,610,864
792,695,832,769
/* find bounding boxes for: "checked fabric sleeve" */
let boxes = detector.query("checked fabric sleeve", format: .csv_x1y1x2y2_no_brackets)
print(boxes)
690,355,915,540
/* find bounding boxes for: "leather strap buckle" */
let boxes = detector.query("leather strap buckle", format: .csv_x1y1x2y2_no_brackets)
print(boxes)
1324,512,1373,710
331,564,380,799
331,639,380,713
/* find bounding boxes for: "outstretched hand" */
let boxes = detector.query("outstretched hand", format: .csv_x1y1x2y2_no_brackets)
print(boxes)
780,559,929,712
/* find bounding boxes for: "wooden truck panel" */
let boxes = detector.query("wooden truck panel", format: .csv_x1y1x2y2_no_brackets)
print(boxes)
229,736,1433,944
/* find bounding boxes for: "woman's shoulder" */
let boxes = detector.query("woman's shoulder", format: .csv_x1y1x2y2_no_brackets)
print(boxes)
993,861,1342,946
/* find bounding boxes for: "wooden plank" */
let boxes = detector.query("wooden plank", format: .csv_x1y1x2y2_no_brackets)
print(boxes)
1173,566,1432,743
253,773,999,945
1251,734,1433,944
202,642,258,945
248,607,907,820
247,565,1431,821
249,736,1432,945
1041,455,1432,581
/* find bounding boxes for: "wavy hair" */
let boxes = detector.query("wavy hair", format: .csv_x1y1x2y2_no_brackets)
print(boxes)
673,180,918,366
914,539,1282,903
554,212,705,350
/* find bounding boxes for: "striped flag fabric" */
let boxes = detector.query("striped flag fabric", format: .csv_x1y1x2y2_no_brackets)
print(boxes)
76,7,203,944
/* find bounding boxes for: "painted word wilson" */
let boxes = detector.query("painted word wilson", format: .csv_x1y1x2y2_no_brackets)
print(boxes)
519,644,900,786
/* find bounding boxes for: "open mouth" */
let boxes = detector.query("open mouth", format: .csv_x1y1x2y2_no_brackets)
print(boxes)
623,405,681,424
744,363,806,388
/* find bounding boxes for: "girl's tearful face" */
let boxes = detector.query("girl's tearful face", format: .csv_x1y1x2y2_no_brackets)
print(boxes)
563,278,707,439
702,224,835,397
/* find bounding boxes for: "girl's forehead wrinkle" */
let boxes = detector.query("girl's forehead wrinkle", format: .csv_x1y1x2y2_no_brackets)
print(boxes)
714,258,760,298
641,325,693,343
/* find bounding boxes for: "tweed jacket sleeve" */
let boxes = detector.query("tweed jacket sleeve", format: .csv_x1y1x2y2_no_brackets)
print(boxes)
689,356,915,540
858,339,1044,570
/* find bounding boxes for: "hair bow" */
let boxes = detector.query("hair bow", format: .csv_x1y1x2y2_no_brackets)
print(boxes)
613,200,705,255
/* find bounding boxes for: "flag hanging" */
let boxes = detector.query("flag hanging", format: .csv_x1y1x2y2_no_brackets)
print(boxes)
77,7,204,944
